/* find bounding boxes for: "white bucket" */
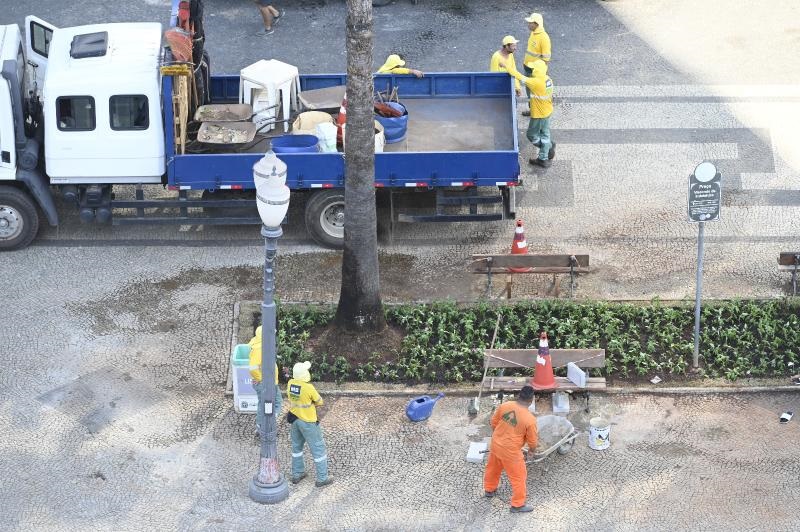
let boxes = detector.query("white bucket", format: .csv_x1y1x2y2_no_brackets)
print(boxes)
588,417,610,450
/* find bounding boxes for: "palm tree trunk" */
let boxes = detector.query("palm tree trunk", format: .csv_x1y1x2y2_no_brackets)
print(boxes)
335,0,386,333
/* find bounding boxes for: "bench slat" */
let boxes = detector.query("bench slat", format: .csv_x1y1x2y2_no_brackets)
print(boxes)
484,349,606,369
470,254,590,272
484,376,606,392
473,267,591,274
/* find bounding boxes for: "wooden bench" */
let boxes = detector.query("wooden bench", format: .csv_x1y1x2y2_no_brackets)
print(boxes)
470,254,590,298
478,348,606,411
778,252,800,296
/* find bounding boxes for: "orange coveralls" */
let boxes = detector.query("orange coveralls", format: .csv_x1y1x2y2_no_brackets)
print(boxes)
483,401,539,507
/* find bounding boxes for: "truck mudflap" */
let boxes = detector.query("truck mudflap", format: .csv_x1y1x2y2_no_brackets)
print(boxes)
17,168,58,226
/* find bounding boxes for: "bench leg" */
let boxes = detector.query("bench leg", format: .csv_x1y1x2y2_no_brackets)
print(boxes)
551,274,561,298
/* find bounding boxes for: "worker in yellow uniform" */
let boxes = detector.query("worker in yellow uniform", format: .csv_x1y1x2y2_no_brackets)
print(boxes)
247,326,282,436
377,54,424,78
489,35,523,97
510,59,556,168
521,12,551,116
286,361,333,487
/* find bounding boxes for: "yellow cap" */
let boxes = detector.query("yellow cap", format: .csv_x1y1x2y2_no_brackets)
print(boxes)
524,12,544,25
502,35,519,46
292,361,312,382
378,54,406,73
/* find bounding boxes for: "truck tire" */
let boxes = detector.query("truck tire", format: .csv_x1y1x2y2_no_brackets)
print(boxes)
0,186,40,251
305,189,345,248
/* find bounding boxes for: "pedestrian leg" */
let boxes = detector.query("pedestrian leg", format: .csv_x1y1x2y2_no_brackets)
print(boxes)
290,420,306,479
483,452,503,494
538,117,552,162
504,456,528,508
303,421,329,483
526,118,541,147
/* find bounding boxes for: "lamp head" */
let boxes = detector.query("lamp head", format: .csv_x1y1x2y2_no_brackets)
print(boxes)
254,150,290,227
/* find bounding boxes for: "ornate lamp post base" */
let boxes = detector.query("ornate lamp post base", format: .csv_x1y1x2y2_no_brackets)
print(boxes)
249,473,289,504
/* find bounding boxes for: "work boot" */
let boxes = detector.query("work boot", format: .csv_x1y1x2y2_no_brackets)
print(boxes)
510,504,534,513
315,476,334,488
530,158,552,168
484,491,496,498
290,473,307,484
548,141,556,160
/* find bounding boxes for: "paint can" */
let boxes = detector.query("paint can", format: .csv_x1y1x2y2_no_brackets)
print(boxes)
588,417,611,450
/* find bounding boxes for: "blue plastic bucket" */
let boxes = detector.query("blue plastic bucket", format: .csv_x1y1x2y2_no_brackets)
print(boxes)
271,134,319,153
375,102,408,144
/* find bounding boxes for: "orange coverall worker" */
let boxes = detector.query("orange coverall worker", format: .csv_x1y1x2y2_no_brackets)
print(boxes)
483,401,539,508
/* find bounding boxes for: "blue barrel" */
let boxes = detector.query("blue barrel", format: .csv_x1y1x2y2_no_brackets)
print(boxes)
271,134,319,153
375,102,409,144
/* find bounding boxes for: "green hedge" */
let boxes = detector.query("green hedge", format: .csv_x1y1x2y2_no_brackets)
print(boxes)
275,299,800,383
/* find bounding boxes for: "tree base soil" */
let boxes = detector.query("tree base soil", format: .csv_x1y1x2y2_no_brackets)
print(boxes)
305,322,405,365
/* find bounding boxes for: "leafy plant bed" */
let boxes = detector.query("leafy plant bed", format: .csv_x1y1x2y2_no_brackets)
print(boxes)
240,299,800,384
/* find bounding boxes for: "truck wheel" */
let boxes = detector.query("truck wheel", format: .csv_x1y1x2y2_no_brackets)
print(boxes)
305,190,345,248
0,186,40,251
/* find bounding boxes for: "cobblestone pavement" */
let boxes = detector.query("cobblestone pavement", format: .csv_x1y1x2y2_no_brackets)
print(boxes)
3,2,800,530
1,252,800,530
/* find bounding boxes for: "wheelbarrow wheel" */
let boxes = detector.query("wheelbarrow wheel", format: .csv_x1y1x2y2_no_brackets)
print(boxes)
557,440,574,455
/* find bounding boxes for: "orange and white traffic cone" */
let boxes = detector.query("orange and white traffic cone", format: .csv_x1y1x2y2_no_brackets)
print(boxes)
336,93,347,149
531,331,557,390
509,219,531,273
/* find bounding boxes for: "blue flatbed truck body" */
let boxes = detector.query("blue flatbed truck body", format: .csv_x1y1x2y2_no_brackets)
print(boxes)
163,72,521,191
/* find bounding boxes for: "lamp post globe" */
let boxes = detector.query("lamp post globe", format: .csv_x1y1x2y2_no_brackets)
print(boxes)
249,149,290,504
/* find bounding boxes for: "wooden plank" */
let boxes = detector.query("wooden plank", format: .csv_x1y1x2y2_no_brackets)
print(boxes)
473,267,591,275
484,376,607,392
470,254,590,273
778,252,800,266
484,349,606,369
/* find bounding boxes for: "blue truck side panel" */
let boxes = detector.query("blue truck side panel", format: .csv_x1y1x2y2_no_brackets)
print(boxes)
164,72,520,191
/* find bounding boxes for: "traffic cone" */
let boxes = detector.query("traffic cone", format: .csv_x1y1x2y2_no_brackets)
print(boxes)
336,93,347,148
531,331,557,390
509,219,532,273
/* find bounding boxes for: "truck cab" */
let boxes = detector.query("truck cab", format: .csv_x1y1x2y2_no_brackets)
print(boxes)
0,18,166,250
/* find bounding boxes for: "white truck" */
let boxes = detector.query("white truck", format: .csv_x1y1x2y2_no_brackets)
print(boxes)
0,6,520,251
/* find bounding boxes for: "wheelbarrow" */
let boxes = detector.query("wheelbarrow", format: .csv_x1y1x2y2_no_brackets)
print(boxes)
480,415,578,463
525,415,578,463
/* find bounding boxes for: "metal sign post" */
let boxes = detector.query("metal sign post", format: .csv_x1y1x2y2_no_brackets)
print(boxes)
688,162,721,368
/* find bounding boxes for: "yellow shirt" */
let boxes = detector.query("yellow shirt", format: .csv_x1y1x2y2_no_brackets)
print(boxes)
377,66,412,75
247,333,278,385
511,69,554,118
524,30,552,68
287,379,323,423
489,50,522,92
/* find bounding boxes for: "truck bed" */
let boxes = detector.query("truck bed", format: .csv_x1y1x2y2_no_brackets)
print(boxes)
383,98,513,152
166,72,520,190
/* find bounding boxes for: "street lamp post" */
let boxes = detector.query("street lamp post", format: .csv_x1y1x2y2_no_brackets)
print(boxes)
249,150,291,504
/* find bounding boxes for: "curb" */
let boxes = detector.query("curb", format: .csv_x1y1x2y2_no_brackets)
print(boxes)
316,384,800,398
